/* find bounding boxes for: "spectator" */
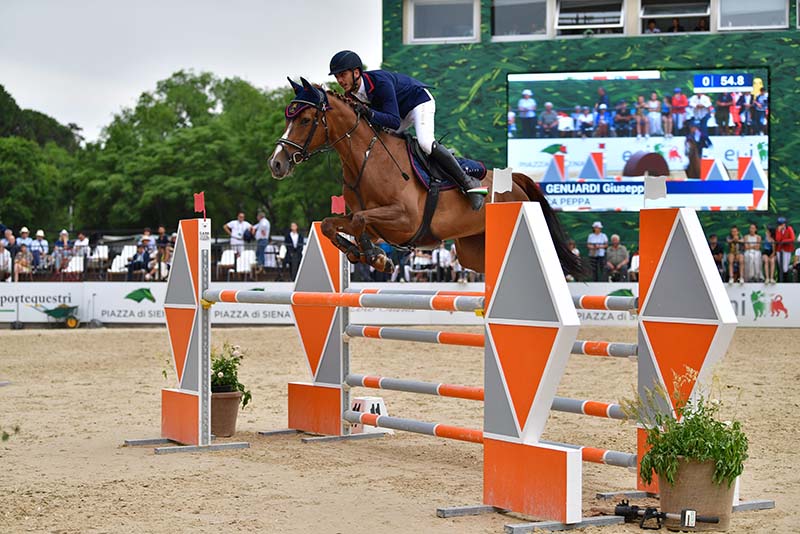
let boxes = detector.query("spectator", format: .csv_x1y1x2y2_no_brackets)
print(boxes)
155,225,170,249
605,234,629,281
726,226,744,285
0,242,11,281
595,103,612,137
253,211,272,273
743,223,762,282
614,102,633,137
126,244,150,281
538,102,559,138
138,227,157,255
507,111,517,138
715,92,733,135
708,234,725,280
74,231,90,258
774,216,795,282
586,221,608,282
754,88,768,135
432,241,452,282
30,230,49,269
18,227,32,248
283,222,304,281
53,229,72,270
517,89,537,138
391,248,412,283
578,106,594,138
14,244,33,281
762,226,776,284
265,240,279,270
634,95,648,139
645,19,660,33
736,92,753,135
666,17,685,32
661,95,673,138
595,87,609,111
693,18,708,32
685,120,712,178
224,212,251,256
570,105,582,136
0,229,11,247
568,239,580,257
411,249,433,281
647,92,663,136
449,243,464,283
689,92,712,134
671,88,688,135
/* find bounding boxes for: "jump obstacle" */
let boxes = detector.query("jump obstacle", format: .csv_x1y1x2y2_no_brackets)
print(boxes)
138,202,773,530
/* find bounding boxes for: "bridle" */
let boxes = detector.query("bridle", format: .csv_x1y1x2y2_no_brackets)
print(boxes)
277,90,362,166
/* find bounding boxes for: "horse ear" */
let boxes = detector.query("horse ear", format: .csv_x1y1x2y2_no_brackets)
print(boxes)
300,77,312,90
288,77,303,95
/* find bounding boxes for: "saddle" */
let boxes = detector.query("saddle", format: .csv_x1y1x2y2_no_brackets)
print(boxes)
400,134,486,248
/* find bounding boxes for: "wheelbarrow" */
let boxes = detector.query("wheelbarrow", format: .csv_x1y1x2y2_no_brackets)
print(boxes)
31,304,81,329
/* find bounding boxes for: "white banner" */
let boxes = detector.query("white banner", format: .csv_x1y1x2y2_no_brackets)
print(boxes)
0,281,794,328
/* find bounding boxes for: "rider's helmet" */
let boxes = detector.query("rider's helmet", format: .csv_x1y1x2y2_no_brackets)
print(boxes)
329,50,363,75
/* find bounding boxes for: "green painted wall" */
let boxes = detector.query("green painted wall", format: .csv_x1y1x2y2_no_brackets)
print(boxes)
382,1,800,245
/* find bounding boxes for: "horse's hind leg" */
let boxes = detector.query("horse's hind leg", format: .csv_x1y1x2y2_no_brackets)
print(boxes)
454,235,485,274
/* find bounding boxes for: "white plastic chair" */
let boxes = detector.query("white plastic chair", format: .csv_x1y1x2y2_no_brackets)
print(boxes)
217,249,236,280
236,250,256,280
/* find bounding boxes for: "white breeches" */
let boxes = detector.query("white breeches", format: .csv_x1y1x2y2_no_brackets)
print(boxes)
396,90,436,154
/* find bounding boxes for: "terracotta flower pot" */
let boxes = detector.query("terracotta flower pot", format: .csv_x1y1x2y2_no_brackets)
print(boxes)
211,390,242,437
658,459,736,531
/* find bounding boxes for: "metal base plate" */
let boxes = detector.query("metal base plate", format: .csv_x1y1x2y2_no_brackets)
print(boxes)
257,429,302,437
0,381,11,387
596,490,657,500
300,432,389,443
436,505,507,518
504,516,625,533
154,442,249,454
733,499,775,512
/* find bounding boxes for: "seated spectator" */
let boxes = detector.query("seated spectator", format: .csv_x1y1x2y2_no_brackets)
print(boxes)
411,249,433,281
578,106,594,137
538,102,559,138
53,229,72,270
726,226,744,284
708,234,725,281
645,19,661,33
666,17,685,32
0,229,12,247
570,105,582,137
138,227,157,255
18,227,32,248
14,244,33,281
594,104,612,137
391,248,413,283
693,18,708,32
147,239,172,281
614,102,633,137
155,225,170,249
74,231,90,258
605,234,629,281
127,244,151,281
742,223,762,282
30,230,49,269
0,242,11,282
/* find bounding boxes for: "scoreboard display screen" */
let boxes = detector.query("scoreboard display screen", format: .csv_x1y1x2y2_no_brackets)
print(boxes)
506,68,769,212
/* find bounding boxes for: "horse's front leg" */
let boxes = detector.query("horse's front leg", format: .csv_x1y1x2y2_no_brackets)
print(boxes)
320,215,362,264
345,206,409,273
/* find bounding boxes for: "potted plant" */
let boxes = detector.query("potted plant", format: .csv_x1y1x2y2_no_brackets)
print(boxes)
210,343,252,438
625,371,748,531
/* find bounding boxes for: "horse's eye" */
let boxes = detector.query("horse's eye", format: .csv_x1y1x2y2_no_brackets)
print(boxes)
301,118,311,126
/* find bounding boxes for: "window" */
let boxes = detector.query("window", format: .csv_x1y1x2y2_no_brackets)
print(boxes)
639,1,709,33
556,0,624,35
718,0,788,30
407,0,480,43
492,0,547,38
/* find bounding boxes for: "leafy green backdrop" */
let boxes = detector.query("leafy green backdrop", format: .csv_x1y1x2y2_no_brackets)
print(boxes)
382,0,800,246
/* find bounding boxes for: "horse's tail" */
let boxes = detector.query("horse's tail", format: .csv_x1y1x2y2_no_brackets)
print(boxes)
515,173,585,280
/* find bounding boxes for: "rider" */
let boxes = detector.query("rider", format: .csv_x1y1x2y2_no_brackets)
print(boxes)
328,50,488,211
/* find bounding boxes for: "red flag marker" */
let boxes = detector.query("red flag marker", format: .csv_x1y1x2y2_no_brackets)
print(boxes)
193,192,206,219
331,195,346,215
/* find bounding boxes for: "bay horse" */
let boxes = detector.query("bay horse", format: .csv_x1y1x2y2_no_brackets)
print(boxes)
268,78,581,279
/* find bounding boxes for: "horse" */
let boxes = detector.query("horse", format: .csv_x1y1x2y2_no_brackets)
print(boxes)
268,78,582,279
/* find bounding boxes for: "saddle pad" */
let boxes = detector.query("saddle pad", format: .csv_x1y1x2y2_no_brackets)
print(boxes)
405,141,487,192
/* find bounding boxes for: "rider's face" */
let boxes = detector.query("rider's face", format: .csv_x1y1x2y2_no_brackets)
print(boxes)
335,69,359,93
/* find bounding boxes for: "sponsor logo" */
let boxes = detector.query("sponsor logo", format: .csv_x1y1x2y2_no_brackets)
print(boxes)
125,288,156,303
749,290,789,320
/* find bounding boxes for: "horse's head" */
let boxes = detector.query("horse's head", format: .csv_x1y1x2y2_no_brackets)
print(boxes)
269,77,332,179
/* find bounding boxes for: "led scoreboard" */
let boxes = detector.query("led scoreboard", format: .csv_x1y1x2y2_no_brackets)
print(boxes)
693,73,754,93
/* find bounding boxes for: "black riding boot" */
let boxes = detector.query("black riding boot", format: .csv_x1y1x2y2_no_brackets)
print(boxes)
430,141,488,211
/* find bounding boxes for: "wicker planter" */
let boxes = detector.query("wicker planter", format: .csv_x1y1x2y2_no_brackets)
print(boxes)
659,459,736,531
211,390,242,437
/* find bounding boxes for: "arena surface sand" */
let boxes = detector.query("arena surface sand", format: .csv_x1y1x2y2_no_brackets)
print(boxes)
1,326,797,533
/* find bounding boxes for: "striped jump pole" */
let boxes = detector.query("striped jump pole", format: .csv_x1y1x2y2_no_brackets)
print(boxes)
346,374,627,420
204,289,484,313
573,295,638,311
346,325,637,358
347,288,484,297
343,410,635,467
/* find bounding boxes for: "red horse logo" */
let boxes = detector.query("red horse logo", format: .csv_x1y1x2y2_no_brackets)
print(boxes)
770,295,789,318
668,147,682,161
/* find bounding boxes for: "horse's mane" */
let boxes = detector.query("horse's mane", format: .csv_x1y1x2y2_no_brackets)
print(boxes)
323,87,398,136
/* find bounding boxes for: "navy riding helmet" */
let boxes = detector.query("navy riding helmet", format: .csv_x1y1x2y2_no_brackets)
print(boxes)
329,50,363,75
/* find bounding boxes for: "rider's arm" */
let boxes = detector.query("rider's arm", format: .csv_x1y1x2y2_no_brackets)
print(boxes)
368,79,402,130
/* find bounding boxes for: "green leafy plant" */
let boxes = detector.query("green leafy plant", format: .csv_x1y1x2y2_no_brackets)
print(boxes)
211,343,252,409
2,425,20,441
622,369,748,487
